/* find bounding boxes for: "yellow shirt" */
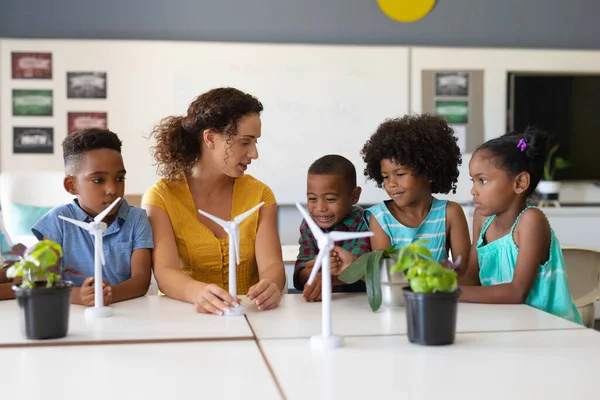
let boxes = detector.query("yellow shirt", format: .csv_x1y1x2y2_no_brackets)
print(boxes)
142,174,276,294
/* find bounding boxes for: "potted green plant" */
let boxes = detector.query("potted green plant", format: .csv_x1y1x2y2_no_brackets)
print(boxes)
2,240,75,340
393,240,460,346
537,144,571,202
339,245,407,311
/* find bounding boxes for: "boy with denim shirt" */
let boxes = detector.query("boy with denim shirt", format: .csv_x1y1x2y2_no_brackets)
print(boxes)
294,155,371,301
32,128,153,306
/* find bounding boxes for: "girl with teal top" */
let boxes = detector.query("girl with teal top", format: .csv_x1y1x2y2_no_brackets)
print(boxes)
361,115,471,270
461,127,582,324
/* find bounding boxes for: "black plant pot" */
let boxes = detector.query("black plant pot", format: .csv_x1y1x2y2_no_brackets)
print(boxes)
13,281,74,340
403,287,461,346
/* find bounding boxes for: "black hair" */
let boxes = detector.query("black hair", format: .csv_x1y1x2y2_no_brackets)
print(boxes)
150,87,263,180
475,127,551,195
63,128,122,173
361,114,462,194
308,154,357,193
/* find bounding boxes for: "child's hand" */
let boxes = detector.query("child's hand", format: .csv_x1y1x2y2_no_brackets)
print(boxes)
80,277,95,306
102,280,113,306
303,269,322,302
80,277,112,306
330,246,356,276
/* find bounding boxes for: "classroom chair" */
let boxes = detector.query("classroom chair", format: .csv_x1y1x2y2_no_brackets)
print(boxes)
562,246,600,328
0,171,74,247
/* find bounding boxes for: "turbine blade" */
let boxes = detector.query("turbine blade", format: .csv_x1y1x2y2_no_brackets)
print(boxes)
307,249,326,285
95,197,122,223
233,202,264,224
59,216,92,231
329,231,374,242
295,203,324,242
197,209,230,230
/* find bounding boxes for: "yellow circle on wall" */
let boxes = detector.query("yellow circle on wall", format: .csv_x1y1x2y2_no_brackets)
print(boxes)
377,0,437,23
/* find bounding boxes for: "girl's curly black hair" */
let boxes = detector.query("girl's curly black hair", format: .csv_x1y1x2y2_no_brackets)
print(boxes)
361,114,462,194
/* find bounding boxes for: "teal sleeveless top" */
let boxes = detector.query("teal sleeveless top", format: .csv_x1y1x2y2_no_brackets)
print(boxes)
367,197,448,262
477,207,582,324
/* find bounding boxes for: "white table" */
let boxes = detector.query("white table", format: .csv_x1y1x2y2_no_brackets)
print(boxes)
245,293,584,339
2,340,282,400
261,328,600,400
0,295,253,347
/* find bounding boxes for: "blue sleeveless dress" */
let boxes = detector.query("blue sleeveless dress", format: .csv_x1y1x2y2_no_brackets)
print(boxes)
367,197,448,262
477,207,582,324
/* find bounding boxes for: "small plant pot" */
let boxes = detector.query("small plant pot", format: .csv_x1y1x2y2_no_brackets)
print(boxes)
13,281,74,340
380,258,409,307
403,287,461,346
537,180,560,201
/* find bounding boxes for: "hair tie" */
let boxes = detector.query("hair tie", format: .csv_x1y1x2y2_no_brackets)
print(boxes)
517,138,527,152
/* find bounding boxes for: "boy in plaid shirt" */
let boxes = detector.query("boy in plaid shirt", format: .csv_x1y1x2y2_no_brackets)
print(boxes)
294,155,371,301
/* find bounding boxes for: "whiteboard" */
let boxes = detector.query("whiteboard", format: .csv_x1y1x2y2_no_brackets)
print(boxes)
1,39,409,204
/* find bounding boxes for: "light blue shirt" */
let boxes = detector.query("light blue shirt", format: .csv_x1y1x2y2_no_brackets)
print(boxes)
367,197,448,262
31,199,154,287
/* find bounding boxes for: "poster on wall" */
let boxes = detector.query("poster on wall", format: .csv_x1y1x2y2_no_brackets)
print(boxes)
435,100,469,124
67,72,107,99
13,127,54,154
435,72,469,97
67,112,108,134
12,90,53,116
11,52,52,79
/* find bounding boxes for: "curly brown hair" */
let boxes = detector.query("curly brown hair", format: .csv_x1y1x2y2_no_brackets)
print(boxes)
150,87,263,180
361,114,462,194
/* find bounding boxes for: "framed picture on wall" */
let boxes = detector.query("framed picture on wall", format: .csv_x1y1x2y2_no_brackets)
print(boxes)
12,90,53,116
11,52,52,79
67,112,108,134
435,72,469,97
435,100,469,124
13,127,54,154
67,72,107,99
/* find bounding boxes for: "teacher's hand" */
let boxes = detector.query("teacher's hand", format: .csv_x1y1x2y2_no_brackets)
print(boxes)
194,284,241,315
247,279,280,311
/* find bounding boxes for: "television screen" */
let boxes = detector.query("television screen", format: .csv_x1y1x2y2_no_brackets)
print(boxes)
507,73,600,181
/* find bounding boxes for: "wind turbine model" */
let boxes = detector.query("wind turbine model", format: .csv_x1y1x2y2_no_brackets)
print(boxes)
198,202,265,316
296,202,374,349
58,197,122,318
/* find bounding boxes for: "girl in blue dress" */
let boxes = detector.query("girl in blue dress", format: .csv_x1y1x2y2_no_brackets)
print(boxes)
461,127,582,324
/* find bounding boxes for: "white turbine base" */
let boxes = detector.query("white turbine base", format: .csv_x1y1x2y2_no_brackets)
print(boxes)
223,304,246,316
311,334,344,349
85,306,113,318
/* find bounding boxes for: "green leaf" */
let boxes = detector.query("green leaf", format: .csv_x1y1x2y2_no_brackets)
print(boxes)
392,247,406,271
414,244,433,260
365,251,383,312
46,273,59,288
28,240,62,268
553,156,571,170
339,252,371,284
21,281,35,289
410,276,432,293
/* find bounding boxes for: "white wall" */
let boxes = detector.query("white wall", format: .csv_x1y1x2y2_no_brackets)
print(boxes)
0,39,409,204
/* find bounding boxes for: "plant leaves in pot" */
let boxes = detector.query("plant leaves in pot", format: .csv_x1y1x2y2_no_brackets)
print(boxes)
393,240,460,346
2,240,76,340
537,144,571,202
338,245,407,311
